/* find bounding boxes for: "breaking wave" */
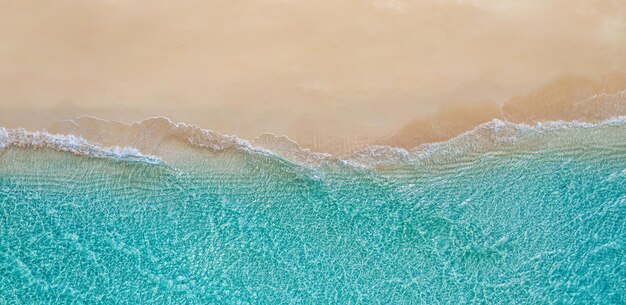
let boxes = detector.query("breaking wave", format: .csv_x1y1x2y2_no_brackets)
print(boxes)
2,115,625,169
0,127,163,165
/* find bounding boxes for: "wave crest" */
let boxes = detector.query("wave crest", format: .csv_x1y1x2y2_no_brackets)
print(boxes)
4,115,626,169
344,116,626,168
0,127,162,165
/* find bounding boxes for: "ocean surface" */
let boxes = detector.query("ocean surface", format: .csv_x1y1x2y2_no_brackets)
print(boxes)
1,118,625,304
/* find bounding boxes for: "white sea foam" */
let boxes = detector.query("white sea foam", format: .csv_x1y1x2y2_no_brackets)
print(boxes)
3,115,626,169
50,116,333,167
0,127,163,165
344,116,626,168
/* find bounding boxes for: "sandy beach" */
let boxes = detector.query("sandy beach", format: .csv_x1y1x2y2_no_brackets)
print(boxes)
1,0,625,154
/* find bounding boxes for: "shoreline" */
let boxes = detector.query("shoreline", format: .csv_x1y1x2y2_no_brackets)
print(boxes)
2,114,625,171
2,75,625,155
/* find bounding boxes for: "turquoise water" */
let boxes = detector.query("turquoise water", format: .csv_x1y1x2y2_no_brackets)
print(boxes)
1,124,626,304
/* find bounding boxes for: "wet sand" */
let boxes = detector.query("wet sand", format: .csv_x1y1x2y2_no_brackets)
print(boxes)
1,74,626,155
384,74,626,150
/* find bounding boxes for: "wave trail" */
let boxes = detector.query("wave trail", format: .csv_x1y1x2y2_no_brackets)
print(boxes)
0,127,163,165
5,115,626,169
344,116,626,168
50,116,331,166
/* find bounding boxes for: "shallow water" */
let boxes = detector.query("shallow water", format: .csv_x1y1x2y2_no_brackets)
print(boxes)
1,122,625,304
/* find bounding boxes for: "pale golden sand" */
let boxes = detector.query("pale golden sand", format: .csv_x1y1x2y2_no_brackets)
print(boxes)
1,0,625,154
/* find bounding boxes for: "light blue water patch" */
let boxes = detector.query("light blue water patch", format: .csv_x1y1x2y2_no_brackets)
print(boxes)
0,144,625,304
